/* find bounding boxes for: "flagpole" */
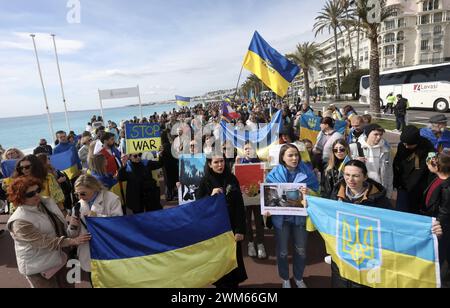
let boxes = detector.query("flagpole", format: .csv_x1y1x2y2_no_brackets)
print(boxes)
233,64,244,100
51,34,71,132
137,85,143,119
98,89,105,120
31,34,55,141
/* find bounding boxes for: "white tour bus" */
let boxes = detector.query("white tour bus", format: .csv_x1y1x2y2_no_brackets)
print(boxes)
359,63,450,112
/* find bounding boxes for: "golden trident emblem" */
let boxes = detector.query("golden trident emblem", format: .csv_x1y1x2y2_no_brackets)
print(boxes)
307,118,317,129
342,218,375,265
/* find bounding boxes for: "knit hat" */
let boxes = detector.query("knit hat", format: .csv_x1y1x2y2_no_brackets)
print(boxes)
364,124,384,137
400,125,420,145
430,114,447,124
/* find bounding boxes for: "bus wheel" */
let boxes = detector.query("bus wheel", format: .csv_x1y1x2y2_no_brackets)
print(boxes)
434,99,449,112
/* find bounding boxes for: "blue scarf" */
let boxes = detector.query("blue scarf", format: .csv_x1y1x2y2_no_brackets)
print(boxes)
266,162,319,192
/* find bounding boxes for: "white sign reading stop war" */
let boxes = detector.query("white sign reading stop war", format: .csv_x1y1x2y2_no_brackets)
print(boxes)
99,87,140,100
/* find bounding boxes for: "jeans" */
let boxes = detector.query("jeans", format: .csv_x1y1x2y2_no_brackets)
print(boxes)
274,219,308,281
396,116,406,131
245,205,264,244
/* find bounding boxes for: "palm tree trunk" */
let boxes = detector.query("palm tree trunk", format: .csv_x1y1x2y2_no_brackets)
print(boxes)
333,27,341,99
345,7,354,70
356,17,361,70
369,27,381,114
304,69,311,105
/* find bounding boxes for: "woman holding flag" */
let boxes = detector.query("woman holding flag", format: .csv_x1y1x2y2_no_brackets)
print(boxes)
266,144,319,288
196,154,247,288
330,159,442,288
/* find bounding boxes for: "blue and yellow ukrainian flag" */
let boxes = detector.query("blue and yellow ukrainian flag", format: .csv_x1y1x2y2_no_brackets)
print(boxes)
1,159,17,179
300,114,322,144
175,95,190,107
221,110,282,160
50,150,80,180
300,114,347,144
307,196,441,288
243,31,300,97
87,195,237,288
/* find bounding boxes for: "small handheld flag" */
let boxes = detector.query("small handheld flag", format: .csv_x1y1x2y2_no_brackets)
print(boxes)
175,95,190,107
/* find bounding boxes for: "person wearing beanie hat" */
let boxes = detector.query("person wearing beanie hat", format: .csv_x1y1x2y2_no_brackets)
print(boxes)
394,125,435,213
349,124,392,198
420,114,450,153
400,125,420,146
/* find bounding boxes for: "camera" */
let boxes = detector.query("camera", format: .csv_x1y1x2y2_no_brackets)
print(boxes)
70,202,81,231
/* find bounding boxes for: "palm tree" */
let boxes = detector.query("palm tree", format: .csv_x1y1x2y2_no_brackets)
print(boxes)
241,73,263,100
339,55,353,77
340,0,356,70
351,0,393,114
287,42,325,105
314,0,347,99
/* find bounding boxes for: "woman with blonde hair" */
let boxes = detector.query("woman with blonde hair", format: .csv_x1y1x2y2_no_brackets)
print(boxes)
68,174,123,276
2,148,24,161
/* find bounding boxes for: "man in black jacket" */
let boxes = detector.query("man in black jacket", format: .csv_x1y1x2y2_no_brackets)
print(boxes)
393,125,435,213
33,139,53,156
394,94,408,132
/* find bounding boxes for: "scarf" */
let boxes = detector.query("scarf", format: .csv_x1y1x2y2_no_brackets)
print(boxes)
266,162,319,192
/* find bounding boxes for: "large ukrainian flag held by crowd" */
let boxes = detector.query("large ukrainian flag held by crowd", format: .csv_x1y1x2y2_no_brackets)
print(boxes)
243,31,300,97
87,195,237,288
307,196,441,288
50,150,80,180
220,110,282,160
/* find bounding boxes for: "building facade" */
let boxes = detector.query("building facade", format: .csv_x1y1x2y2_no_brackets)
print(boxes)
300,0,450,96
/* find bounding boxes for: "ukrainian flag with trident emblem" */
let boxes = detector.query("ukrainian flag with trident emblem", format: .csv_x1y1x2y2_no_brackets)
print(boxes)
307,196,441,288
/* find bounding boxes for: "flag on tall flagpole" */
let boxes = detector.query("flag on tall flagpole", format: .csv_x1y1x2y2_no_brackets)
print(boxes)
243,31,300,97
221,101,240,122
175,95,190,107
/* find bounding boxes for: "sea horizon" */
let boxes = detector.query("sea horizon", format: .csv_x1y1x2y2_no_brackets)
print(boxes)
0,102,180,152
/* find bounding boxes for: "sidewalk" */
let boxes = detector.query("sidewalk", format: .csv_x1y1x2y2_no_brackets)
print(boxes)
0,211,331,288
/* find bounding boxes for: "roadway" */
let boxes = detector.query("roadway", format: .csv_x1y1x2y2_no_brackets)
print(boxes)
310,99,444,126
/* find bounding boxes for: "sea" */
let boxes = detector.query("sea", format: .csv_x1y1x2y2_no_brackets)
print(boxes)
0,103,179,153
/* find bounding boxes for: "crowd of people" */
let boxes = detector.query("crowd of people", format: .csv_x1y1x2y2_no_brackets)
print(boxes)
0,98,449,288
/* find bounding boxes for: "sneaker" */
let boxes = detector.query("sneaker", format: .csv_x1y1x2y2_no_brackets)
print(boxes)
295,279,307,288
324,255,332,265
257,243,267,259
247,242,257,257
282,280,291,288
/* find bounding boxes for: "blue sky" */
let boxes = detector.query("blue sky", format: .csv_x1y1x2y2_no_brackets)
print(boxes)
0,0,328,117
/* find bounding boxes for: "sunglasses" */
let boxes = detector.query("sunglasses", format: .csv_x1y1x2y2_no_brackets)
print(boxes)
131,153,142,158
25,187,41,198
75,192,88,197
333,148,346,153
19,165,32,171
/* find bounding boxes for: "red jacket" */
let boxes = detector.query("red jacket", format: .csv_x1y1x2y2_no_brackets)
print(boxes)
100,148,121,175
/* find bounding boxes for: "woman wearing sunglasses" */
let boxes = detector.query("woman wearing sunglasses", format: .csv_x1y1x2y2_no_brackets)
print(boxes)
68,175,123,277
118,152,163,214
322,139,350,199
14,155,65,213
6,177,91,288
